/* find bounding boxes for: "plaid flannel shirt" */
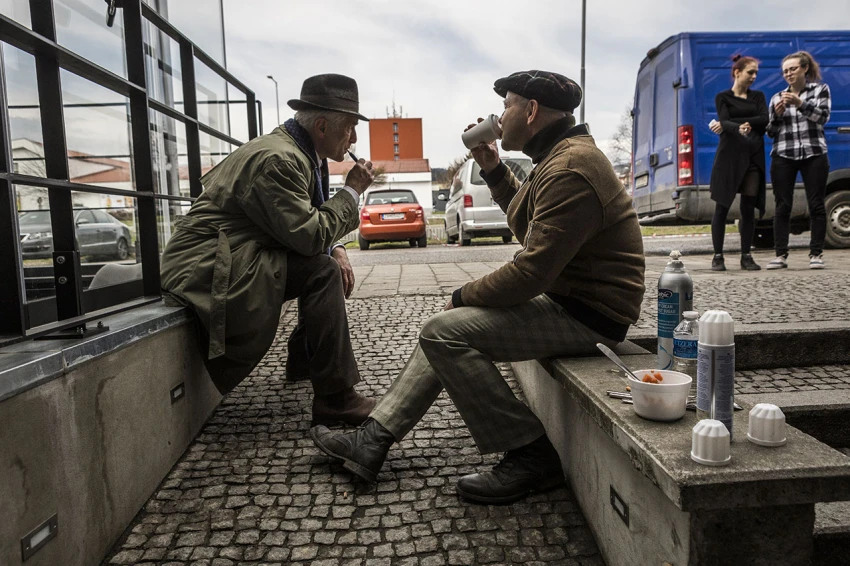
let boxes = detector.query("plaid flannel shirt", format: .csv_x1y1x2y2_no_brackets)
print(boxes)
767,82,831,160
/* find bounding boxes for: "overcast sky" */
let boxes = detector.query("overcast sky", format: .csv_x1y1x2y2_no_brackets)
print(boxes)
221,0,850,168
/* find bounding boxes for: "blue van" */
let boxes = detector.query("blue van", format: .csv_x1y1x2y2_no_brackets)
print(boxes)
631,31,850,248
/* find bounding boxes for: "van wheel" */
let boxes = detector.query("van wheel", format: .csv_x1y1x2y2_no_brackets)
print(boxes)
459,218,471,246
752,228,774,249
417,235,427,248
358,234,370,250
445,220,457,243
825,190,850,249
502,235,512,244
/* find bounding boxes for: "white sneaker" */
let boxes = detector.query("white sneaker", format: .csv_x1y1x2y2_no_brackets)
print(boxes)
766,256,788,270
809,254,825,269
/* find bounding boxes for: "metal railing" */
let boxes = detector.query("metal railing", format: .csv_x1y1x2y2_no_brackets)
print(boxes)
0,0,258,345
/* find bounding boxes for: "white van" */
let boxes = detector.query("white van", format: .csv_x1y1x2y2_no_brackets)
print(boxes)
444,157,533,245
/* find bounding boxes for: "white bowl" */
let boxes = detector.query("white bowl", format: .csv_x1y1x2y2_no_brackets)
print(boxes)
630,369,692,421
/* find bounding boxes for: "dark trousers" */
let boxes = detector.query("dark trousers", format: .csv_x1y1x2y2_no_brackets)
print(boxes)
281,252,360,395
771,154,829,257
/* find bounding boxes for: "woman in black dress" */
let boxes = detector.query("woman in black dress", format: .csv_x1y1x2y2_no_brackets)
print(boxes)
708,55,768,271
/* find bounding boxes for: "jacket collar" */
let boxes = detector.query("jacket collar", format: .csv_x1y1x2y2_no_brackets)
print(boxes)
522,118,589,164
283,118,321,168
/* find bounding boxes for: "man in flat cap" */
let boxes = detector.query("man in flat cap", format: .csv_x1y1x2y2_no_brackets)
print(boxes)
160,74,377,426
311,70,645,504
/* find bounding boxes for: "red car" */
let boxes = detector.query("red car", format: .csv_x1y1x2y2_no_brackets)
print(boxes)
358,189,427,250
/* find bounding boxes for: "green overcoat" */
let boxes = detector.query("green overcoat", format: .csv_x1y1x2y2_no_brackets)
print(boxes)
160,126,359,393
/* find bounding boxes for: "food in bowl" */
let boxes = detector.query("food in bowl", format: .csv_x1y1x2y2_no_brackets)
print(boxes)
630,369,692,421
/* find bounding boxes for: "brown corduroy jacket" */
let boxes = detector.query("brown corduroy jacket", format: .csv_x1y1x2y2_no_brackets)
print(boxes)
458,122,645,332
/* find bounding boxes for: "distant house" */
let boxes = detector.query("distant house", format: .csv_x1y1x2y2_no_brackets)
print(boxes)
328,158,433,213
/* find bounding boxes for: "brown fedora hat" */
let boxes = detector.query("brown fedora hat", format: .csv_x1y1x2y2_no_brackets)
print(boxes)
287,73,369,121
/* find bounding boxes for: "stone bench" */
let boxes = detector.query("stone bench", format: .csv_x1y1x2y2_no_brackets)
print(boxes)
512,345,850,566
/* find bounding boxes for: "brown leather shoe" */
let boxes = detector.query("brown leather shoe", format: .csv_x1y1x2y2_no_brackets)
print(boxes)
312,386,376,426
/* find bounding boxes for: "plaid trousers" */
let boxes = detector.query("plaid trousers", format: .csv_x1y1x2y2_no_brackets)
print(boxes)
370,294,617,454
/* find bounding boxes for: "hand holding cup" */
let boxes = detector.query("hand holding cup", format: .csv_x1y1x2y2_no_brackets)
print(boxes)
464,117,501,174
709,119,722,134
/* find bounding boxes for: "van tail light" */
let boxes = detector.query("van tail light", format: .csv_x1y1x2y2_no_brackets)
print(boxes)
463,195,473,208
360,209,370,222
677,125,694,186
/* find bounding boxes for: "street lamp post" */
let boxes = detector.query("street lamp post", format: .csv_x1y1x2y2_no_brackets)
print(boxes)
580,0,586,124
267,75,280,125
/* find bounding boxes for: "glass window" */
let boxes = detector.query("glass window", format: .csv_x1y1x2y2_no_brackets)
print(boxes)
394,144,399,153
150,0,225,66
366,190,416,205
54,0,128,79
61,70,136,191
200,130,232,173
155,197,190,251
393,134,399,142
471,158,532,185
393,123,398,132
149,109,189,197
143,17,184,112
3,44,45,176
227,85,249,143
195,56,229,134
0,0,32,28
72,191,138,267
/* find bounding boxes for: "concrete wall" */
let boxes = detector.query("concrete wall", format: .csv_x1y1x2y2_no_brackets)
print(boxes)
0,324,220,566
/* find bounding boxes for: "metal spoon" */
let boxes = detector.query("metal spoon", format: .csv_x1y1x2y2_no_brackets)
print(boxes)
596,343,642,383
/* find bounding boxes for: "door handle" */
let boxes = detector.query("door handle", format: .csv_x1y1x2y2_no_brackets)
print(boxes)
838,127,850,134
649,153,659,167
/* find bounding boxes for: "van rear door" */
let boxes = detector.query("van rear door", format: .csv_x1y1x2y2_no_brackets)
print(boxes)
632,46,678,215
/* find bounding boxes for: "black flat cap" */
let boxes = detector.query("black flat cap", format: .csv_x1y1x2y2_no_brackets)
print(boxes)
494,70,582,112
287,73,369,121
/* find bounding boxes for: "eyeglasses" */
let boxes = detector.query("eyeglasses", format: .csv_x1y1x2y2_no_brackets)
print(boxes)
783,66,800,75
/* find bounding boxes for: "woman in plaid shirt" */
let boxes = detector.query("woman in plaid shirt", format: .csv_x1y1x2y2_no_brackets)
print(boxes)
766,51,831,270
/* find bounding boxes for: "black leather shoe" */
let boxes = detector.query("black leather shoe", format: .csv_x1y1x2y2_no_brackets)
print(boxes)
456,434,565,504
711,254,726,271
310,418,395,482
740,253,761,271
312,386,376,426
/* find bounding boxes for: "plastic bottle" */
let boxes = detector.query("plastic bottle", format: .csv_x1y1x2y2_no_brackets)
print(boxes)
696,310,736,438
657,251,694,370
673,311,700,398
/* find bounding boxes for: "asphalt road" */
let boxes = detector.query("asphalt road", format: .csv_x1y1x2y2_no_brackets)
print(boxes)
347,233,811,266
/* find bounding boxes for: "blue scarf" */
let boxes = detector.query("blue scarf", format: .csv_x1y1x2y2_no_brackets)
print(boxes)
283,118,328,207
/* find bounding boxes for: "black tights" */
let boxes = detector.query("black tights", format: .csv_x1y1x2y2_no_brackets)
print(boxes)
712,195,757,255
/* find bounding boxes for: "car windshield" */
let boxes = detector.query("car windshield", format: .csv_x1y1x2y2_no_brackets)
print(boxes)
19,211,51,225
366,191,416,205
471,158,532,185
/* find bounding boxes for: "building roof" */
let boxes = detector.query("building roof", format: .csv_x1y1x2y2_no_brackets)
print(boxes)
328,158,430,176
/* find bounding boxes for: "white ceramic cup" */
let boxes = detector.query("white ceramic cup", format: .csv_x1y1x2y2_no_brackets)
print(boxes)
747,403,787,447
461,115,502,149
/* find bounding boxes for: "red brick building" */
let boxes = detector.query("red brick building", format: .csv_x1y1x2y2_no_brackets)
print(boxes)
369,117,423,161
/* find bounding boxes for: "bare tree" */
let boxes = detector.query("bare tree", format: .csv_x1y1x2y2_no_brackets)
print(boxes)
443,151,472,187
608,106,633,179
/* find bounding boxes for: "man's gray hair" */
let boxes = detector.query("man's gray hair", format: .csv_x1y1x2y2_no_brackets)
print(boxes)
511,92,573,125
294,109,351,132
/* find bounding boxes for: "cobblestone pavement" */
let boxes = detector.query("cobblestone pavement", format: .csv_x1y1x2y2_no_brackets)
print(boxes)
105,297,605,566
105,250,850,564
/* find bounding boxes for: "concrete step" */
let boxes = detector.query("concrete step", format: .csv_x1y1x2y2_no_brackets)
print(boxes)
815,478,850,564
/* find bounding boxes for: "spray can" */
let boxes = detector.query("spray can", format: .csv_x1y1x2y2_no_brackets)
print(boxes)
657,250,693,370
696,310,736,438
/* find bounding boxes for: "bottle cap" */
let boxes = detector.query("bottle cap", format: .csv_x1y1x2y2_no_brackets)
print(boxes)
698,310,734,346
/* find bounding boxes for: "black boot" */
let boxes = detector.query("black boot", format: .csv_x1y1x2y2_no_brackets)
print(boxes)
455,434,564,504
740,253,761,271
711,254,726,271
310,418,395,482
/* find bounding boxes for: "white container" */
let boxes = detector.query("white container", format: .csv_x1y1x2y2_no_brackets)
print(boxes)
691,419,732,466
747,403,787,447
461,114,502,149
630,369,692,421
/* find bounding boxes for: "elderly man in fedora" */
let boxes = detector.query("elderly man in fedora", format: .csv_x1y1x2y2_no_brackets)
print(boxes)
311,70,646,504
160,74,377,425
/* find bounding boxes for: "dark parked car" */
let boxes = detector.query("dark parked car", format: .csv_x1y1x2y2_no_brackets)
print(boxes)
19,209,133,260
